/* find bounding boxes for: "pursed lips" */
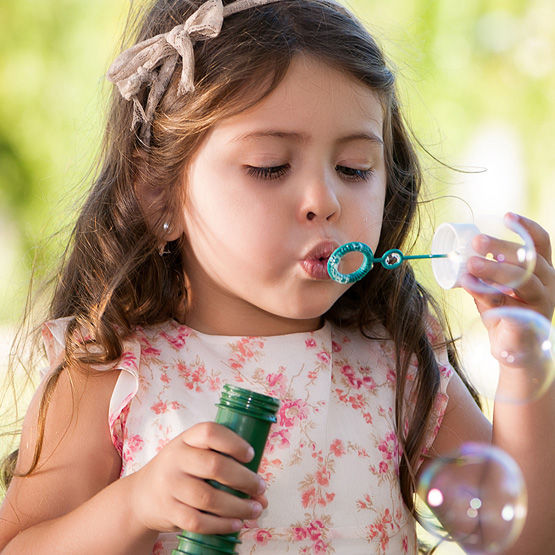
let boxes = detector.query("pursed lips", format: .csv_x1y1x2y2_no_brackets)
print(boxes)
300,240,340,280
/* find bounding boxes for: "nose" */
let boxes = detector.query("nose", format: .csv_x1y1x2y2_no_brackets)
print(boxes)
299,170,341,223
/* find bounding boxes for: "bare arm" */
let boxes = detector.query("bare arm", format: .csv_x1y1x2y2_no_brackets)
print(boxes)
0,363,266,554
422,214,555,554
0,366,159,554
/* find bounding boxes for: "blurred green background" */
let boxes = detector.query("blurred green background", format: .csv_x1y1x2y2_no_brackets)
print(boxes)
1,0,554,334
0,0,552,549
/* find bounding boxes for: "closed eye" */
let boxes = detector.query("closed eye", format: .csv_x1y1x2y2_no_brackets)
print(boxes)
246,165,289,180
335,166,373,181
246,164,373,182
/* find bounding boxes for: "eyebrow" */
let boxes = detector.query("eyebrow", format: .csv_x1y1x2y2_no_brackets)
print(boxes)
230,130,384,146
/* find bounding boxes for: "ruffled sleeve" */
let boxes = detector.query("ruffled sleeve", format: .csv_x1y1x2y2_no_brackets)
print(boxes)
41,317,141,456
417,314,454,467
41,316,73,379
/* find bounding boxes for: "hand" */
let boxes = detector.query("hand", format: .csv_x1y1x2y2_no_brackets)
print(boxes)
463,213,555,366
126,422,267,536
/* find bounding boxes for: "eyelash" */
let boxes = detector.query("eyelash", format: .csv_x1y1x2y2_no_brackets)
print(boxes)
246,164,373,182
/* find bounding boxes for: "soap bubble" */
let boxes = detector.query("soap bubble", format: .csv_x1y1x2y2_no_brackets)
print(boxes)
432,214,536,294
417,443,527,553
461,307,554,404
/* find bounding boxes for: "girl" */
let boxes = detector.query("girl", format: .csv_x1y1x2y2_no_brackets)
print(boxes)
1,0,554,553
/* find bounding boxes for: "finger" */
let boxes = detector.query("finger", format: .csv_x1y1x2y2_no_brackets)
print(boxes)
471,233,530,267
178,445,265,498
466,256,530,289
175,476,264,520
461,274,507,314
169,498,243,536
251,492,269,509
182,422,255,464
532,255,555,288
507,212,552,265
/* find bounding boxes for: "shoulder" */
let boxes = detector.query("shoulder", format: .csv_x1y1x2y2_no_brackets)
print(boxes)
0,359,122,545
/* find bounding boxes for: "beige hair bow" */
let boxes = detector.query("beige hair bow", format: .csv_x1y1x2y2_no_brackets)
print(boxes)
107,0,282,144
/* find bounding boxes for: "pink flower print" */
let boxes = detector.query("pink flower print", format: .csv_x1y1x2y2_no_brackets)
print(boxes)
127,434,144,454
208,374,221,391
440,364,453,379
176,361,208,391
151,401,167,414
152,540,164,555
267,428,290,451
305,337,316,348
366,508,394,551
307,520,325,541
160,371,170,384
160,327,190,350
379,461,389,473
293,526,307,540
331,340,342,352
139,336,161,356
316,351,331,364
314,538,329,553
339,365,377,392
266,370,287,397
119,351,139,370
315,466,330,486
402,535,409,552
334,388,366,410
254,529,272,544
278,398,308,428
228,337,264,371
190,365,207,391
377,431,400,464
356,493,373,510
329,439,345,457
302,486,316,508
386,369,396,385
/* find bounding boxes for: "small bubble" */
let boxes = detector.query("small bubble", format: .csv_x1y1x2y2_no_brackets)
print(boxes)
462,307,554,404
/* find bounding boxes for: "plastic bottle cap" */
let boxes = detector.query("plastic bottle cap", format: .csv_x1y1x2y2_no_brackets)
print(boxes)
432,223,480,289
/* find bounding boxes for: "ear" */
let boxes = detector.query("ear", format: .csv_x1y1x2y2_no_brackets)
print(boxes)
133,151,183,242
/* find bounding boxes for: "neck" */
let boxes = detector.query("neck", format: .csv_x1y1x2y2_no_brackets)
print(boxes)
183,302,324,337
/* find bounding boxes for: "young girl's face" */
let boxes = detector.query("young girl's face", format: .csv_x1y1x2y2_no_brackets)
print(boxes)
180,54,387,335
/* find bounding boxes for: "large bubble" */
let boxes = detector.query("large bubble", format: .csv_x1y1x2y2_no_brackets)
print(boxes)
461,307,554,404
432,214,536,294
417,443,527,553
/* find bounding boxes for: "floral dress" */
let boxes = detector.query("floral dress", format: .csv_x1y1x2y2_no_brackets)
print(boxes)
42,318,453,554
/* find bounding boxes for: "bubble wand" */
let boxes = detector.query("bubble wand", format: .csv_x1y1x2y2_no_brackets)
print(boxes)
327,219,536,290
327,242,448,284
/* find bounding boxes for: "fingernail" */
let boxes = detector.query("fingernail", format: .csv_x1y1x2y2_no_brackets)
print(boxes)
257,477,266,494
231,519,243,531
250,501,263,516
246,446,255,461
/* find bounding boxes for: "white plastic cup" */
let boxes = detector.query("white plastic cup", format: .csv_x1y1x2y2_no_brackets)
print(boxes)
432,223,481,289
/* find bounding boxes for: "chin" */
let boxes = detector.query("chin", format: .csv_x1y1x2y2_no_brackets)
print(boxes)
277,299,337,322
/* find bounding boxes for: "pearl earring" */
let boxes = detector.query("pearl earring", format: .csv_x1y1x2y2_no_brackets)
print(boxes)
158,222,171,256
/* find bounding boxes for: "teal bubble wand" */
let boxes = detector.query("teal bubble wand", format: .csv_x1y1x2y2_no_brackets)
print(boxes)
327,241,448,284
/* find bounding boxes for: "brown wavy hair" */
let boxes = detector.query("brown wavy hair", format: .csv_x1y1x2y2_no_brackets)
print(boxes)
2,0,479,521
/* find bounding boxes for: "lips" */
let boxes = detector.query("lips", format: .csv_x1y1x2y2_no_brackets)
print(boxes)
301,240,340,280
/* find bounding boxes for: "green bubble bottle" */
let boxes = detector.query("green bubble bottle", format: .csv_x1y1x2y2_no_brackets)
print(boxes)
172,384,280,555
